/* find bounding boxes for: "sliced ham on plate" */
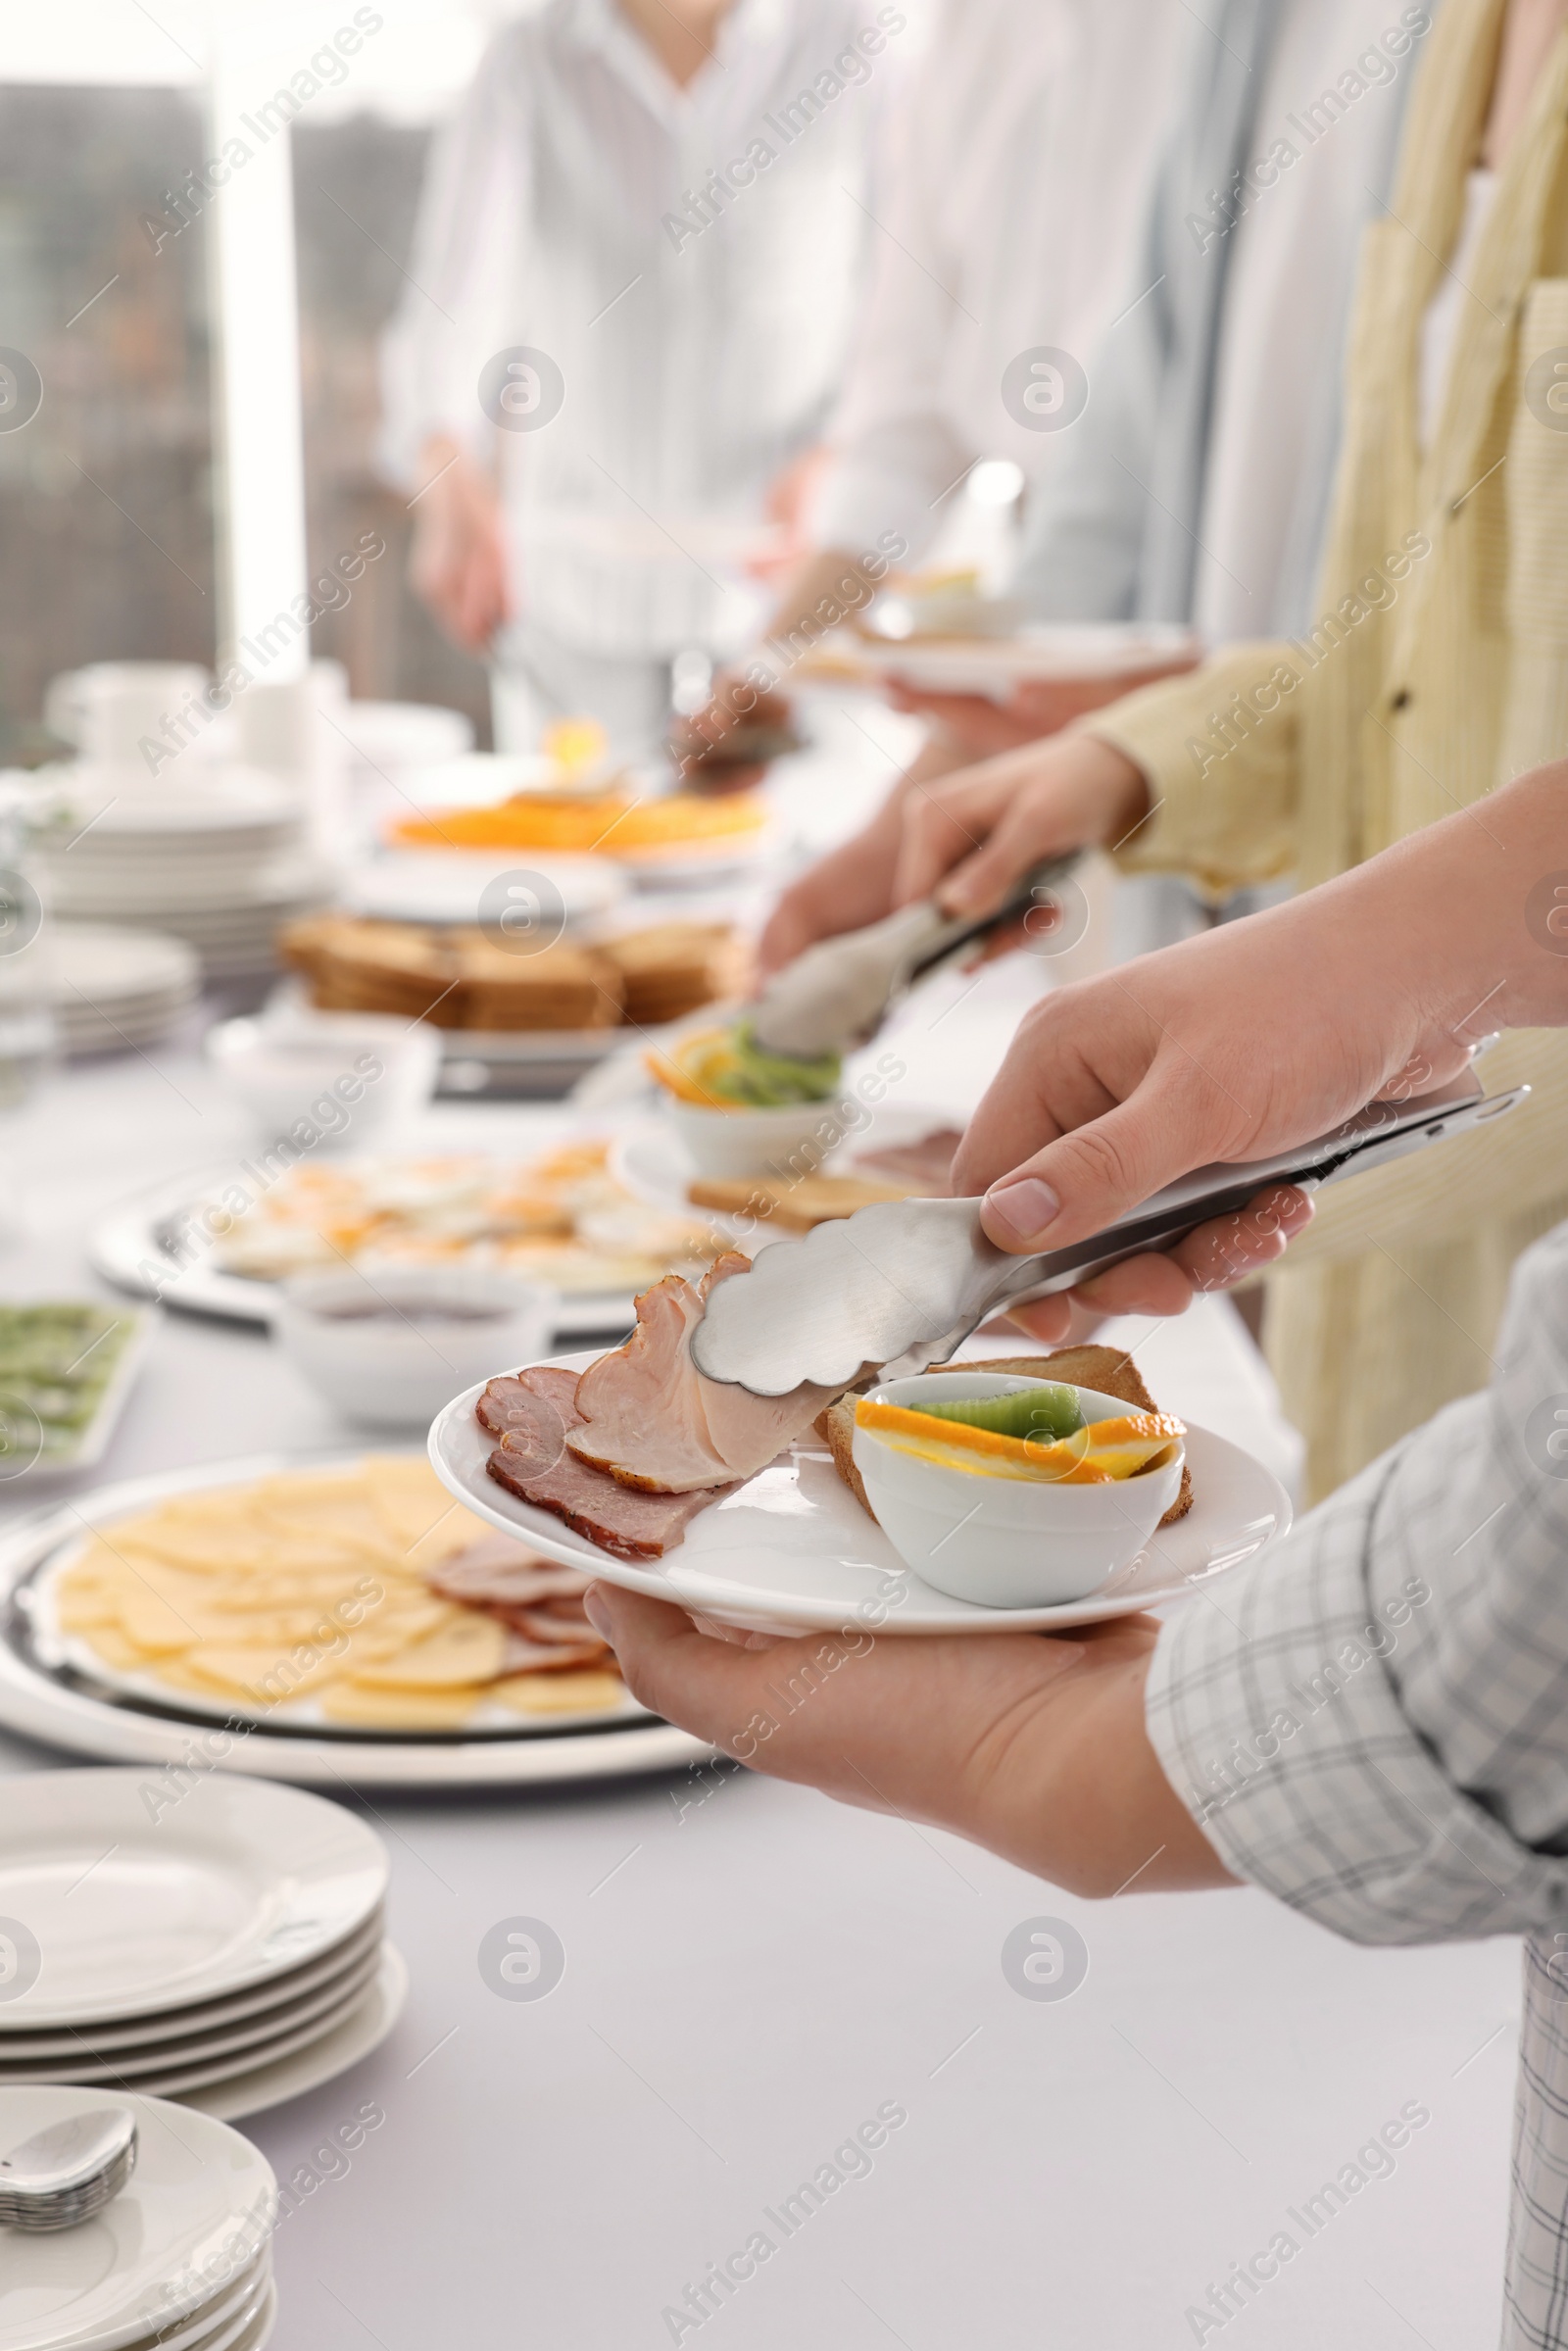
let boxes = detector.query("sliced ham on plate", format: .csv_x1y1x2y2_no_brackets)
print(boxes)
479,1363,733,1560
565,1252,840,1494
421,1529,617,1669
429,1530,594,1606
498,1630,608,1673
474,1254,846,1556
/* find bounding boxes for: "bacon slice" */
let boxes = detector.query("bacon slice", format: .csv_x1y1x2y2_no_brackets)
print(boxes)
478,1364,731,1560
565,1254,840,1494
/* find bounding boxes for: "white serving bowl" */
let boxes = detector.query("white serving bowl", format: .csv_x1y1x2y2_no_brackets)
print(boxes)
276,1266,551,1429
852,1371,1184,1609
208,1010,440,1148
665,1095,838,1180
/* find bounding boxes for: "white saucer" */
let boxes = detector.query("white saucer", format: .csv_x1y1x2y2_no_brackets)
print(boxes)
0,1772,387,2030
0,2086,276,2351
429,1351,1292,1637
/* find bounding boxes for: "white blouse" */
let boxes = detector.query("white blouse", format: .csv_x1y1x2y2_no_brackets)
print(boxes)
379,0,913,659
810,0,1186,566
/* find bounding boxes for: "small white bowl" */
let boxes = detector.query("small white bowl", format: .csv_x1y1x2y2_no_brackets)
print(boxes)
666,1095,840,1180
852,1372,1184,1609
208,1011,439,1149
276,1266,551,1430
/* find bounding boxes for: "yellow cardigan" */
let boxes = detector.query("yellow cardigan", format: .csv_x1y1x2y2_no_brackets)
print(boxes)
1090,0,1568,1501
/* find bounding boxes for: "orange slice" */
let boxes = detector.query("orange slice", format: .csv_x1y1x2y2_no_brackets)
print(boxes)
855,1398,1184,1484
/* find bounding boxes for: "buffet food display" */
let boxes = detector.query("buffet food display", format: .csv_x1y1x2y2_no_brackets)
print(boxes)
203,1140,726,1299
281,915,744,1034
45,1455,633,1732
387,786,768,863
0,1302,147,1470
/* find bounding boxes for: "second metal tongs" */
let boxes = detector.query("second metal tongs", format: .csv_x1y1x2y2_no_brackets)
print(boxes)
747,856,1081,1059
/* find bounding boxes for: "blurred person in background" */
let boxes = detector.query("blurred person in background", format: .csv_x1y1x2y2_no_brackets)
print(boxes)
677,0,1187,801
379,0,913,760
758,0,1439,965
760,0,1568,1506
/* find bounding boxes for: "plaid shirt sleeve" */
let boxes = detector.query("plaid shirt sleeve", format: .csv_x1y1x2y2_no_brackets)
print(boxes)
1146,1216,1568,2347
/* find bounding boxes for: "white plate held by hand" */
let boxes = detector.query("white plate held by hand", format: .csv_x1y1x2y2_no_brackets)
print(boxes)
428,1349,1291,1637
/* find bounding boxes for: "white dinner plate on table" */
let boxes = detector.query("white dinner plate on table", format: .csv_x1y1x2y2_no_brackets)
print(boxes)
0,2085,276,2351
182,1943,406,2123
429,1350,1293,1638
0,1910,385,2057
0,1771,386,2030
0,1943,384,2086
29,1950,401,2107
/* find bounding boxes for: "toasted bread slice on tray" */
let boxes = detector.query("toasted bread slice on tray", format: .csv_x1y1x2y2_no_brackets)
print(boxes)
813,1344,1193,1530
689,1173,917,1231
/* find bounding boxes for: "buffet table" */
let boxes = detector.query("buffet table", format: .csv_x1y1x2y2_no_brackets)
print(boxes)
0,983,1518,2349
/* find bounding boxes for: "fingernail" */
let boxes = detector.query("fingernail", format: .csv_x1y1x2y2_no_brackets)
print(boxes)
983,1176,1061,1247
582,1584,612,1639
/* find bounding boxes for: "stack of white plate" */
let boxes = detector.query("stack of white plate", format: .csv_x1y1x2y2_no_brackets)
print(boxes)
49,925,201,1056
37,774,329,982
0,2084,279,2351
128,868,331,984
0,1772,394,2110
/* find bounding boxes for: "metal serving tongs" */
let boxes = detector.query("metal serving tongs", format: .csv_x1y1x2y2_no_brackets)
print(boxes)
689,1076,1529,1396
747,855,1082,1059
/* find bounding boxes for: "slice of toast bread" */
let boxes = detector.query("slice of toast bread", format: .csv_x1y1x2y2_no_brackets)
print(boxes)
813,1345,1194,1528
689,1174,917,1231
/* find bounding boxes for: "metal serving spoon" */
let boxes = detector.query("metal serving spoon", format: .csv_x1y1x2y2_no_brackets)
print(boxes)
0,2107,138,2231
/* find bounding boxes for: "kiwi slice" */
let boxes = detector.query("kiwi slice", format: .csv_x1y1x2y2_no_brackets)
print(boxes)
917,1385,1084,1443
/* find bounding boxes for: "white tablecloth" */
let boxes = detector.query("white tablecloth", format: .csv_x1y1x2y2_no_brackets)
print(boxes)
0,971,1517,2350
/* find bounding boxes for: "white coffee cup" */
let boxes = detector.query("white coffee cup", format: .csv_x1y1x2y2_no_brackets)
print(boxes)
45,663,212,776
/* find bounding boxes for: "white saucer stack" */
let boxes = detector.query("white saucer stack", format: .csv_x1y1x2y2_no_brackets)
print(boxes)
0,2084,279,2351
49,926,200,1056
0,1772,395,2113
37,774,329,983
